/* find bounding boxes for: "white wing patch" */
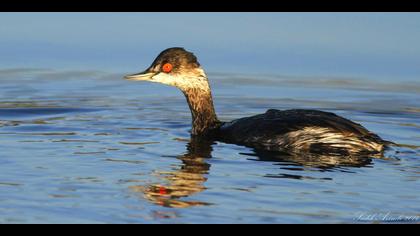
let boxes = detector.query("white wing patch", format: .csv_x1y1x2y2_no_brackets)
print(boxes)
254,127,383,155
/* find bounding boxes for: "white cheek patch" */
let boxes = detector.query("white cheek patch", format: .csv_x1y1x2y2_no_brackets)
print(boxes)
150,68,211,92
151,73,177,86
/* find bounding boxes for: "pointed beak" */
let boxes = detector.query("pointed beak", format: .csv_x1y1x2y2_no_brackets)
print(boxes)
124,70,156,81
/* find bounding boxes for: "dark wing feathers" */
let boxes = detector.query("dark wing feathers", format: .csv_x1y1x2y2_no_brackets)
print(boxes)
219,109,384,145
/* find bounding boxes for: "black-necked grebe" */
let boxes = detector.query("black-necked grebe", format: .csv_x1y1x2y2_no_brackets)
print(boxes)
125,47,389,156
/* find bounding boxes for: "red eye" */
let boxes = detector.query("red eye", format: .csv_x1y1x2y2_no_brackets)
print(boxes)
162,63,173,73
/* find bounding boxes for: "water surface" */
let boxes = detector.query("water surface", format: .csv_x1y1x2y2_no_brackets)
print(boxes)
0,68,419,223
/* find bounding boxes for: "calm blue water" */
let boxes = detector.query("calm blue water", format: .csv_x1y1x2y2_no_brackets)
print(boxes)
0,13,419,223
0,69,419,223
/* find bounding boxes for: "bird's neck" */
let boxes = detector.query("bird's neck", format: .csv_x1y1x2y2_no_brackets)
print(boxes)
181,86,220,136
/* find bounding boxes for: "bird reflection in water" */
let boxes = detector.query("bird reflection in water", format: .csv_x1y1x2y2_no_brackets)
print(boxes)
246,149,377,170
130,136,382,208
130,137,214,208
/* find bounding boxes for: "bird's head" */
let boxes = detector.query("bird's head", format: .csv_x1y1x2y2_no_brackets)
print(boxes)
124,47,209,92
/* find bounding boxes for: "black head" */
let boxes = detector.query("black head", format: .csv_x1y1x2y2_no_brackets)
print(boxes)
148,47,200,74
124,47,208,90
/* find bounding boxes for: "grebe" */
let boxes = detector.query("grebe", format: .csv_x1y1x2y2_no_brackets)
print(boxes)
124,47,389,156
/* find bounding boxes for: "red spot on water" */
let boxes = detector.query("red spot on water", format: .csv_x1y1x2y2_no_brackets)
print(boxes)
159,186,167,195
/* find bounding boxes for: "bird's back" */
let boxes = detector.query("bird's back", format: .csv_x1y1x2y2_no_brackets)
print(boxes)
218,109,387,156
